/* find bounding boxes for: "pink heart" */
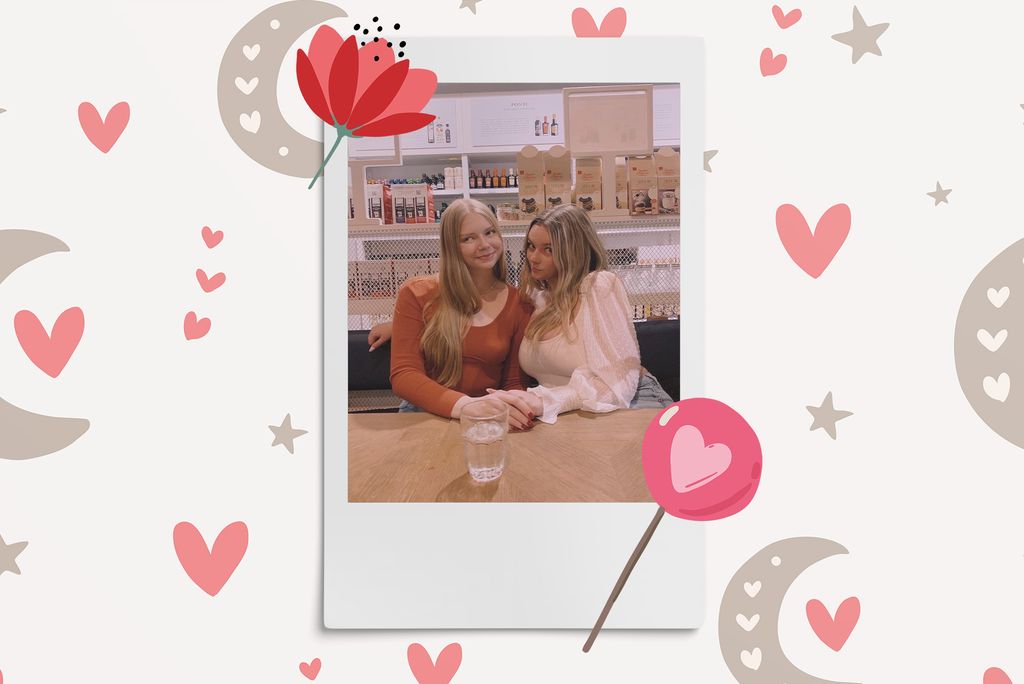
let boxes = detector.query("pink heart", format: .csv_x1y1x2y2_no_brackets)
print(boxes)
984,668,1013,684
776,203,851,278
202,226,224,248
78,101,130,153
299,658,322,680
14,307,84,378
759,48,787,76
407,643,462,684
183,311,211,340
173,521,248,596
806,597,860,651
572,7,627,37
196,269,226,293
669,424,732,493
772,5,802,28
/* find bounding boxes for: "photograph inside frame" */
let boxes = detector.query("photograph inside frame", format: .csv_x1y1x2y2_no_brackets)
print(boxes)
345,82,681,503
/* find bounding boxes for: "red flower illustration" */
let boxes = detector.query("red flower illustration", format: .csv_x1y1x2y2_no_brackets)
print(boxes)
297,26,438,188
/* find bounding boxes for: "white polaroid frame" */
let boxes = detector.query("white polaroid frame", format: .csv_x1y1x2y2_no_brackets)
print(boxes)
324,36,706,628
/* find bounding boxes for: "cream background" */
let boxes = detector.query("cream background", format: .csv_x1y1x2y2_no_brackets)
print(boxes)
1,1,1022,682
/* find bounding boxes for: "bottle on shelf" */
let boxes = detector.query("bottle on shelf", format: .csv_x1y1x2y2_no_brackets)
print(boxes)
534,119,541,136
427,123,435,144
437,173,445,190
509,167,517,187
551,114,558,136
469,169,477,189
484,169,492,189
444,124,451,143
435,122,443,143
499,167,507,188
542,115,549,135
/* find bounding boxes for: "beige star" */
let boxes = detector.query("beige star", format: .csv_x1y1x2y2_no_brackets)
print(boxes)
927,181,952,206
459,0,482,13
806,392,853,440
832,6,889,64
269,414,308,454
704,149,718,173
0,533,28,576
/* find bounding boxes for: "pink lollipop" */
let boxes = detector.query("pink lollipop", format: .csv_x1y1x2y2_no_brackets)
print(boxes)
584,398,762,651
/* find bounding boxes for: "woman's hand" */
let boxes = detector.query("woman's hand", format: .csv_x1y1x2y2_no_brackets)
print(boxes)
368,321,394,351
486,389,542,431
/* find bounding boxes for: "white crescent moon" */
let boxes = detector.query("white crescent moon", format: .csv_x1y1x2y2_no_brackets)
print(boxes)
218,0,347,177
718,537,859,684
0,229,90,460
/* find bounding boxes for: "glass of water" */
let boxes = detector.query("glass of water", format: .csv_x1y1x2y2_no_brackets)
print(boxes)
460,398,509,483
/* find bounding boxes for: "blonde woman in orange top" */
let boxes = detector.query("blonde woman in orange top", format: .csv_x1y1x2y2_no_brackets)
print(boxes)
387,199,535,430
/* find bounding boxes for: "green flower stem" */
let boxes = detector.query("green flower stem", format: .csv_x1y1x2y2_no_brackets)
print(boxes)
308,124,358,190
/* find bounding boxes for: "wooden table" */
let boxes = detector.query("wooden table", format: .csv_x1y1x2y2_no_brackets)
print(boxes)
348,409,658,502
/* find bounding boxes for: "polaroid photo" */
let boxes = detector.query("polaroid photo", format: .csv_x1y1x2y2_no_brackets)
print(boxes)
325,36,706,628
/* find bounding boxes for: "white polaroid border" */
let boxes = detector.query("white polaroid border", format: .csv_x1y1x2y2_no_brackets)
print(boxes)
324,36,706,628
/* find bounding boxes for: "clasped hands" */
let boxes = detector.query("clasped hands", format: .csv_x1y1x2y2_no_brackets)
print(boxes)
484,388,543,431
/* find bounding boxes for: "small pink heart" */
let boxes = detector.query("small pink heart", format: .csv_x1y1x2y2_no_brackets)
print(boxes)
173,521,248,596
78,101,130,153
572,7,627,37
772,5,802,28
14,307,85,378
408,643,462,684
196,269,226,293
759,48,787,76
984,668,1013,684
806,597,860,651
776,203,851,278
299,658,322,680
184,311,211,340
669,424,732,493
202,226,224,248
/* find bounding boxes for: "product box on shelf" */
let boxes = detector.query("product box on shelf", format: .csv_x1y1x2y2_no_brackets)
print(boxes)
543,145,572,210
392,258,432,291
654,147,680,215
572,157,602,212
615,158,628,210
390,184,435,225
627,155,658,215
517,145,545,217
365,183,393,224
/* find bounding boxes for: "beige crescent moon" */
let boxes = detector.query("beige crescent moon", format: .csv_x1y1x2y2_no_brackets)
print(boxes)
0,229,90,460
718,537,859,684
217,0,347,177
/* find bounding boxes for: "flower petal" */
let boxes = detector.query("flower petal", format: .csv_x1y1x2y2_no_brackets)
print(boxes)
354,41,397,103
374,68,438,122
353,112,437,138
328,35,359,126
296,49,333,125
308,25,343,96
347,60,409,130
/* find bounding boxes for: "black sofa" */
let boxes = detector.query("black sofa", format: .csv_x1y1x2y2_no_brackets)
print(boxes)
348,319,680,408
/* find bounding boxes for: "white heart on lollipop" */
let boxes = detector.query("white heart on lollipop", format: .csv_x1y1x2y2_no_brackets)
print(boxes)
669,424,732,493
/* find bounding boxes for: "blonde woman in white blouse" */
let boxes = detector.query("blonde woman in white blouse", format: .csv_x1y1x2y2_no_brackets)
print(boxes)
485,204,673,424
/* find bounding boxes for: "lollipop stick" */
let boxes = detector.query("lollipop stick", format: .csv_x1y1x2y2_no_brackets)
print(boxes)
583,506,666,652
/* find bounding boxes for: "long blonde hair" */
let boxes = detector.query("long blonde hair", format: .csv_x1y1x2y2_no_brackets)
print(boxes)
420,199,508,386
520,204,608,341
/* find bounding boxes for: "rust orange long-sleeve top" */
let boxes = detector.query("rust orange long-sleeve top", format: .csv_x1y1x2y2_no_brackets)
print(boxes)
389,277,534,417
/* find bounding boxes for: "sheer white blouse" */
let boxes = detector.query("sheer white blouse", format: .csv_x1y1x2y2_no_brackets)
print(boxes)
519,270,641,424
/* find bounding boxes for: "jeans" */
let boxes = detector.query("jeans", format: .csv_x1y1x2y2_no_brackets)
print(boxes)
397,399,425,413
629,372,674,409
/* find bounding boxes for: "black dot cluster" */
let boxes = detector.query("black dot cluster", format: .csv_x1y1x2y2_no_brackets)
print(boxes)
353,19,408,59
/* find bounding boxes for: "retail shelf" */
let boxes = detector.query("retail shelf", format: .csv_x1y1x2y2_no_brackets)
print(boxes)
432,188,465,196
468,187,519,195
347,214,679,238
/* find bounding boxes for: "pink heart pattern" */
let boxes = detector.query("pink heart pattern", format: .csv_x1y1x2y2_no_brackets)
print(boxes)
772,5,802,28
173,521,248,596
14,307,85,378
408,643,462,684
806,597,860,651
202,226,224,248
759,48,787,76
78,101,130,153
196,269,226,293
572,7,627,37
669,424,732,493
299,658,322,680
776,203,851,278
183,311,211,340
984,668,1013,684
